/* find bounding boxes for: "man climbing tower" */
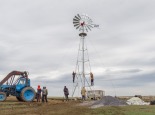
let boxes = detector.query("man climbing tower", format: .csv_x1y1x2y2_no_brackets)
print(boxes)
72,71,76,83
90,72,94,86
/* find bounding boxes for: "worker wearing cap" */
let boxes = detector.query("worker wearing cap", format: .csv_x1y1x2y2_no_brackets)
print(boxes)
37,85,41,102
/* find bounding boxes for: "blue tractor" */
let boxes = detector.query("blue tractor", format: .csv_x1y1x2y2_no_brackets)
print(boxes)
0,71,36,102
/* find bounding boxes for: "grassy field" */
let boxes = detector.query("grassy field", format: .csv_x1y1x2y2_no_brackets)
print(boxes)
0,97,155,115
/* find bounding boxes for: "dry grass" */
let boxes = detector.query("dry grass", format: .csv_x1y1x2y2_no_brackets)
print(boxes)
0,96,88,115
1,96,155,115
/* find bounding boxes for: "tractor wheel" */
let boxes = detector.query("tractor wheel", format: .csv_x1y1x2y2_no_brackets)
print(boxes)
16,96,23,101
0,92,7,102
21,87,36,102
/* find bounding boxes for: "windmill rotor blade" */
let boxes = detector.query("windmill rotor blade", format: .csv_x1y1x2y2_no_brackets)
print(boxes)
73,23,79,26
73,19,79,22
75,16,80,20
87,24,93,28
76,25,80,29
74,15,79,19
74,17,79,21
73,18,79,22
79,27,82,31
74,24,79,27
77,14,81,19
86,25,91,31
87,19,93,24
73,19,79,21
73,21,79,24
84,26,88,32
74,16,78,20
73,23,79,25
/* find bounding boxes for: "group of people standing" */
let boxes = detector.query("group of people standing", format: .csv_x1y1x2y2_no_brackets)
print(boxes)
36,71,94,102
36,85,48,103
36,85,86,102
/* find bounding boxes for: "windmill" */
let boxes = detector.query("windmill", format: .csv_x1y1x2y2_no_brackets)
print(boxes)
72,14,98,97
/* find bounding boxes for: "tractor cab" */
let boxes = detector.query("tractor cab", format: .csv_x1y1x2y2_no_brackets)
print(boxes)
16,77,30,92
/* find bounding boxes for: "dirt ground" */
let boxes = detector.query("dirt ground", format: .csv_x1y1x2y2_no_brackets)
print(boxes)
0,96,91,115
1,96,155,115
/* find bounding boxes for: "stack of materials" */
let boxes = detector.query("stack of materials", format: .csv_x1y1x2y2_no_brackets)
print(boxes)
126,97,150,105
91,96,127,108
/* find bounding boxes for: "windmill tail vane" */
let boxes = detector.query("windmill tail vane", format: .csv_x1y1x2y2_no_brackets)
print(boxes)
93,24,99,28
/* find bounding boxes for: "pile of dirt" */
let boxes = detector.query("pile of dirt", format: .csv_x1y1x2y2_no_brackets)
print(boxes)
91,96,127,108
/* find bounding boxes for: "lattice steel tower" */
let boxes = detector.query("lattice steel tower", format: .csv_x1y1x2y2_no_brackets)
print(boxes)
72,14,94,97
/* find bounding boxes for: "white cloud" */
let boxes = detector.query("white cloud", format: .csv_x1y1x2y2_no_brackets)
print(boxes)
0,0,155,96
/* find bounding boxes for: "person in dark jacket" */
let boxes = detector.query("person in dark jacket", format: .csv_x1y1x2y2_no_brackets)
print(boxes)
90,72,94,86
72,71,76,83
42,86,48,103
63,86,69,101
37,85,41,102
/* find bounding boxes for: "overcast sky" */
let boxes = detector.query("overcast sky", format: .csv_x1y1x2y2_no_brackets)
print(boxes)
0,0,155,97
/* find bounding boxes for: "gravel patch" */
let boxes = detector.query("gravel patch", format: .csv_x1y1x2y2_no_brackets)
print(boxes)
91,96,127,108
78,96,127,108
